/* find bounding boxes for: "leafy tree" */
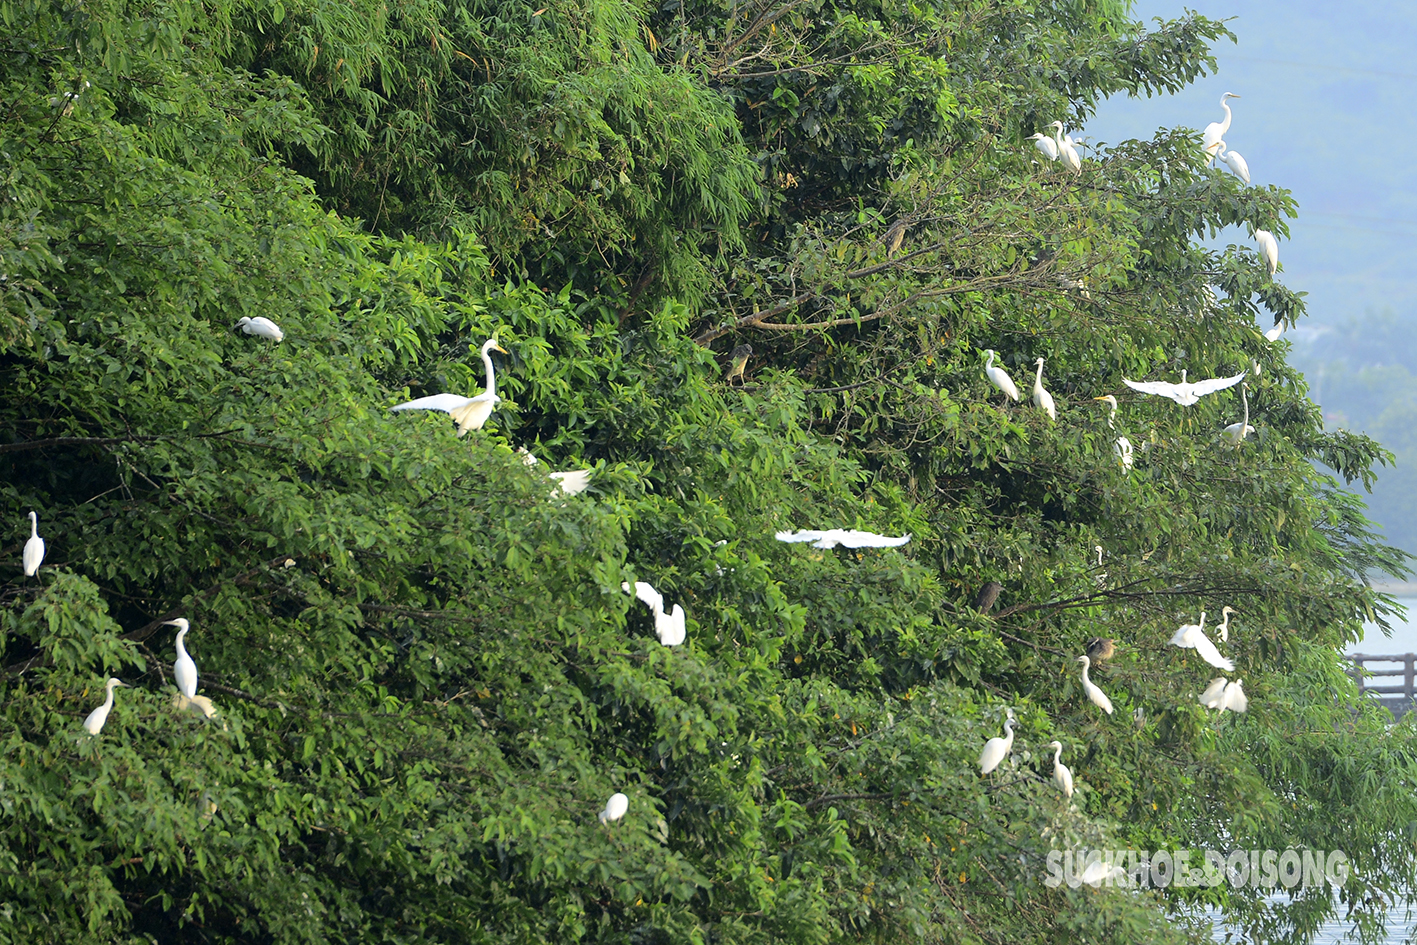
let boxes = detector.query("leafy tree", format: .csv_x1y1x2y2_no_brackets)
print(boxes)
3,0,1416,944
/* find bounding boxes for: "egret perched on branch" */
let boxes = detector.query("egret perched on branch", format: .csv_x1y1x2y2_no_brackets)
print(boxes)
983,350,1020,402
978,711,1016,775
1199,677,1248,713
1254,229,1279,275
22,511,44,577
518,449,593,497
236,316,284,342
1223,385,1255,447
775,529,910,549
1264,322,1285,342
599,792,629,824
1049,741,1074,798
1028,131,1059,161
1076,655,1113,714
622,581,686,646
1093,396,1133,470
1031,358,1057,420
1216,606,1238,643
1202,92,1240,157
1122,369,1246,406
83,678,128,735
166,618,198,699
1168,612,1234,671
1052,121,1081,173
392,337,507,435
1214,141,1250,184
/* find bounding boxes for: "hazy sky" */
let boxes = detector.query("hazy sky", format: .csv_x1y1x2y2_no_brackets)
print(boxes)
1088,1,1417,328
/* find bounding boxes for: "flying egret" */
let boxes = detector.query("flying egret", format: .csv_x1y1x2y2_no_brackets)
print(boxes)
1222,385,1255,447
1168,612,1235,671
236,316,284,342
1049,740,1074,798
166,618,198,699
83,678,128,735
1214,141,1250,184
1076,655,1113,714
518,449,593,497
622,581,686,646
1199,677,1248,713
1202,92,1240,157
1031,358,1057,420
978,712,1016,775
599,792,629,824
984,350,1021,402
725,344,753,384
1254,229,1279,275
392,337,507,435
1029,131,1059,161
1264,322,1285,342
775,529,910,549
1052,121,1081,173
22,511,44,576
1198,677,1228,710
1122,369,1246,406
1216,606,1238,643
1093,396,1134,470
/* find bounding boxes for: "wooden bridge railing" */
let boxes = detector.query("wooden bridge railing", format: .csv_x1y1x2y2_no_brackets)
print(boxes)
1348,654,1417,719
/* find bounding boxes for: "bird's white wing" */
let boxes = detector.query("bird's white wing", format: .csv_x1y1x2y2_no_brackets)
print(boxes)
449,394,498,434
549,469,593,496
174,658,198,700
1168,625,1197,648
1190,632,1235,672
1186,371,1247,398
1122,377,1185,403
776,530,826,545
836,530,911,548
391,393,473,414
1198,677,1228,709
810,530,847,549
657,605,686,646
1222,681,1248,713
622,581,664,614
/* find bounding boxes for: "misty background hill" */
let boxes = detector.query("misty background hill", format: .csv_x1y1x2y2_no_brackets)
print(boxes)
1093,0,1417,559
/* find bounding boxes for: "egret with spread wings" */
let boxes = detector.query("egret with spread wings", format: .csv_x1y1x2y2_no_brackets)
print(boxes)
1122,369,1245,406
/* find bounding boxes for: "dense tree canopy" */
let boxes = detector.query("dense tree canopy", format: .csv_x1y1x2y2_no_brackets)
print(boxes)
3,0,1416,943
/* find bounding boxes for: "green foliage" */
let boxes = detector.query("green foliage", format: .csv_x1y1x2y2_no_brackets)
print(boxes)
3,0,1416,943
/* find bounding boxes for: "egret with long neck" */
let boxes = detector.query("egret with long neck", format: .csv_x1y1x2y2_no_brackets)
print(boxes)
1223,385,1254,447
1032,357,1057,420
1203,92,1240,157
167,618,198,699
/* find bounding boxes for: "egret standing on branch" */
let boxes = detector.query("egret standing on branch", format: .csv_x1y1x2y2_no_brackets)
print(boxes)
1215,141,1250,184
23,511,44,577
1216,606,1238,643
83,678,128,735
392,337,507,435
1029,131,1059,162
1032,358,1057,420
984,350,1020,402
1052,121,1081,173
1223,385,1255,447
1254,229,1279,275
1093,396,1133,470
1203,92,1240,157
1122,369,1246,406
236,316,284,342
1076,655,1114,714
167,618,198,699
979,711,1016,775
1049,741,1074,798
599,792,629,824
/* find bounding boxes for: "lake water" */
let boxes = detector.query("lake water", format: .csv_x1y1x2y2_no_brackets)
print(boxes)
1203,595,1416,942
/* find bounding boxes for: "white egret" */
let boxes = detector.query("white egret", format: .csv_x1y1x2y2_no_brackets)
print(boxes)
599,792,629,824
1168,612,1234,672
1049,740,1074,798
1076,655,1113,714
622,581,686,646
1029,132,1059,161
1199,677,1227,710
775,529,910,549
1199,677,1248,713
1122,369,1246,406
1216,605,1238,643
984,350,1021,402
1254,229,1279,275
235,316,284,342
82,678,128,735
1031,357,1057,420
22,510,44,576
1214,141,1250,184
392,337,507,435
1052,121,1081,173
978,712,1016,775
1264,322,1285,342
518,448,593,497
1202,92,1240,157
1093,396,1134,470
1222,385,1255,447
166,618,198,699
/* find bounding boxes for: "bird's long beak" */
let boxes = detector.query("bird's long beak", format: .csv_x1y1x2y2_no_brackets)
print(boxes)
492,344,507,354
1092,396,1109,401
162,619,180,626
